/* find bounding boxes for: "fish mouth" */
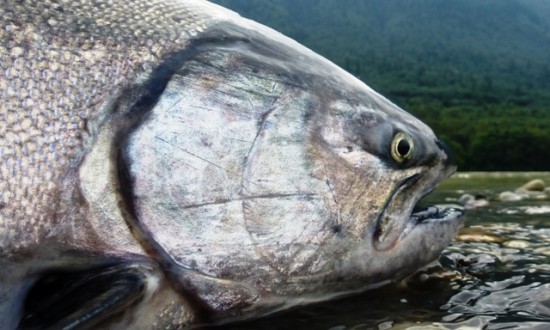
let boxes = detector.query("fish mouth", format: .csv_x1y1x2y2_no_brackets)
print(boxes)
409,204,463,225
373,174,464,251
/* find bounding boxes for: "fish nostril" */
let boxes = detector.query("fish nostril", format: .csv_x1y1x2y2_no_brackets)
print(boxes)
435,139,456,166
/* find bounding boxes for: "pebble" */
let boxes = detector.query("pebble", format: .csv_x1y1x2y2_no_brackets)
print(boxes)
457,234,502,243
498,191,523,202
498,180,549,202
441,313,463,322
517,179,545,192
502,240,530,249
456,228,504,243
328,326,346,330
534,247,550,256
523,206,550,214
378,321,393,330
457,194,474,204
530,192,549,200
458,194,489,209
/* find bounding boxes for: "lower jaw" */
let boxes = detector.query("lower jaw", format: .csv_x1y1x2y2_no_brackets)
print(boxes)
374,204,464,251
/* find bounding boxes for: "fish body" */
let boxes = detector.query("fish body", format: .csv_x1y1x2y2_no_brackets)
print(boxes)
0,0,463,328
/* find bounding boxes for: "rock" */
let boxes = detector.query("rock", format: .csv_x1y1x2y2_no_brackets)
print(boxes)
517,179,545,192
458,193,474,204
528,192,549,200
457,194,489,209
498,191,523,202
457,233,502,243
545,187,550,196
503,240,530,249
522,206,550,214
456,227,504,243
535,247,550,256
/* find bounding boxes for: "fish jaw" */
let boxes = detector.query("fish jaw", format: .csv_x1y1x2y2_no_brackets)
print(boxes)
370,156,460,252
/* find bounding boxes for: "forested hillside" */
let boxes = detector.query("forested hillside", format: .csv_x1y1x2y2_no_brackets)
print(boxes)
210,0,550,170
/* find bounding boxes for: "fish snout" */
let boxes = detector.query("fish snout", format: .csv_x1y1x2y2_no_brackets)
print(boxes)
436,139,457,167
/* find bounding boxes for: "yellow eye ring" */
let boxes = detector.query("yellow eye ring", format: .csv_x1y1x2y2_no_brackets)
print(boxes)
391,132,414,163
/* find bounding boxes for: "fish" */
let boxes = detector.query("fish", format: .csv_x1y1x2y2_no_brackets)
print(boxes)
0,0,464,328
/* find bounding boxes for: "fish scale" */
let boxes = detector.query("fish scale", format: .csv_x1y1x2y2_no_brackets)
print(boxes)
0,0,225,257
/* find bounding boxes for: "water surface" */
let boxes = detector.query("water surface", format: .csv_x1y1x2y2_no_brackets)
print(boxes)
211,172,550,329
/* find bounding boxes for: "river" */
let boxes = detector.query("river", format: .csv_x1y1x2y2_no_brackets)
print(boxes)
211,172,550,329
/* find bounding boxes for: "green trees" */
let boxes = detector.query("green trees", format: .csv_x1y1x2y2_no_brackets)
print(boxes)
467,128,550,171
406,104,550,170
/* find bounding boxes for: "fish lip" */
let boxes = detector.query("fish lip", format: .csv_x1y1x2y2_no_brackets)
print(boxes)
372,173,464,251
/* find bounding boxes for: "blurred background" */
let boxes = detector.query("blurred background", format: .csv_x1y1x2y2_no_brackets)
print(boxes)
211,0,550,171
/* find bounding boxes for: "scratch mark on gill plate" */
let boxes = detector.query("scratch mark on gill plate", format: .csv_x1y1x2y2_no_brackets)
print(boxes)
156,136,224,170
156,136,263,189
190,105,218,112
182,192,318,210
270,82,278,94
246,97,255,111
229,138,255,145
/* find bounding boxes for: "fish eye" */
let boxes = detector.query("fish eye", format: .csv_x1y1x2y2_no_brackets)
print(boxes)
391,132,414,163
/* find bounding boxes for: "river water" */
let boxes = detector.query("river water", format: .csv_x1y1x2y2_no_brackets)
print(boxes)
213,172,550,329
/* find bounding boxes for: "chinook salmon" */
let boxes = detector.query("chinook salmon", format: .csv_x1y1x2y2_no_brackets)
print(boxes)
0,0,463,328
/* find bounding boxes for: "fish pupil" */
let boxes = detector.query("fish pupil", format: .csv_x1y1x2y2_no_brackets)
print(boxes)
397,139,411,156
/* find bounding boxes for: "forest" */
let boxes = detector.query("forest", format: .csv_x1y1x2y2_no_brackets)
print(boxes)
211,0,550,171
